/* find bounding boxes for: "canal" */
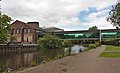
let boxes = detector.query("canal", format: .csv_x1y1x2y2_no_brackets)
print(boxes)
0,45,88,72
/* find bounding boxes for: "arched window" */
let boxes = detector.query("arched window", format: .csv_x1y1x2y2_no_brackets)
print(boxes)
17,29,18,33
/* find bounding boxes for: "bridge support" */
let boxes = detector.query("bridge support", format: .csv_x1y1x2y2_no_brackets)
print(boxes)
99,30,101,46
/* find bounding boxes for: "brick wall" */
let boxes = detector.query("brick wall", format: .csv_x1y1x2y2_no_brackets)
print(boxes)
10,20,37,44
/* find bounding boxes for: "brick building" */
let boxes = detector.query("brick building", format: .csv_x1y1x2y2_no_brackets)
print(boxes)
10,20,42,44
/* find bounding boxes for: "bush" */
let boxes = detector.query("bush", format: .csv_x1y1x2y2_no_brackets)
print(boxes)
37,35,62,49
2,70,7,73
63,40,72,47
37,38,46,49
89,44,96,49
31,60,37,67
95,42,99,47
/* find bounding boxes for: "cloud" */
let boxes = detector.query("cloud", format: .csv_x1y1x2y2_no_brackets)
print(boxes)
85,9,109,21
1,0,116,30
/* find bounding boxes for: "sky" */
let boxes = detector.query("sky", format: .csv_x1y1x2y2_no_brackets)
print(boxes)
1,0,117,31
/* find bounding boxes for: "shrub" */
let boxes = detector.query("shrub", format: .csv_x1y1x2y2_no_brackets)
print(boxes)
95,42,99,47
37,38,46,49
63,40,72,47
89,44,96,49
2,70,7,73
37,35,62,49
31,60,37,67
54,54,63,60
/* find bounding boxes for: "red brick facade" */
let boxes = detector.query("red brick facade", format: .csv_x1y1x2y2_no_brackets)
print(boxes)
10,20,39,44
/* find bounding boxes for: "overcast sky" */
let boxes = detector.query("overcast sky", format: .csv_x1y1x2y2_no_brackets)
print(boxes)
1,0,117,31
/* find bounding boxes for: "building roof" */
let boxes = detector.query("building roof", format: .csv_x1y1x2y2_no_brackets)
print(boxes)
11,20,41,30
43,27,64,32
11,20,64,33
44,27,64,30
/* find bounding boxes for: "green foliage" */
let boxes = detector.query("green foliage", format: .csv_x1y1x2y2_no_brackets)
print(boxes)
2,70,7,73
37,35,62,49
37,38,46,49
100,45,120,58
18,67,24,71
89,26,98,30
100,52,120,58
2,71,7,73
0,12,12,44
88,26,99,38
107,2,120,29
55,53,63,59
95,42,99,47
89,44,96,49
64,35,75,39
63,40,72,47
31,60,37,67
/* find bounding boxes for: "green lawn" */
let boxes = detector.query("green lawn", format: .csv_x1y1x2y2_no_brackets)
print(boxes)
100,52,120,58
106,45,120,50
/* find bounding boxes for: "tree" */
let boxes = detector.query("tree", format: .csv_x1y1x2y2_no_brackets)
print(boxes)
107,1,120,46
0,12,12,44
89,26,98,30
37,35,63,49
63,40,72,47
107,2,120,29
88,26,99,38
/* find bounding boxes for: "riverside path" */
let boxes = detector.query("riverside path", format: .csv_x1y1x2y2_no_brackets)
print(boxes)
17,45,120,73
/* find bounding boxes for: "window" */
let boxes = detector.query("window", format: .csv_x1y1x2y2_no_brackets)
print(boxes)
13,29,16,34
27,37,29,42
24,28,27,33
17,29,19,33
19,29,22,33
28,28,30,33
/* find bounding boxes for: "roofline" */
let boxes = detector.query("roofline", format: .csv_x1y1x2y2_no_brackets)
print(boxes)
44,27,64,30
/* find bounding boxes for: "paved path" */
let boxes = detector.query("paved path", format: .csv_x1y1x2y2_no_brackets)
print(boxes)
17,46,120,73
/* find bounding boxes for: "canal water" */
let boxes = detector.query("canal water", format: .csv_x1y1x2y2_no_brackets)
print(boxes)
0,45,87,72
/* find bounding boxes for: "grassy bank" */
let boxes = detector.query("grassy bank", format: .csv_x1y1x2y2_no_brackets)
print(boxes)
105,45,120,50
100,45,120,58
100,52,120,58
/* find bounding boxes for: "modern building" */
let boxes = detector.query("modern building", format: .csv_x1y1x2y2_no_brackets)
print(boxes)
44,27,64,33
10,20,64,44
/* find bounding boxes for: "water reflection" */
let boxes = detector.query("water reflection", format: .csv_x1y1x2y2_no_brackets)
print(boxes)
0,45,87,72
0,52,38,72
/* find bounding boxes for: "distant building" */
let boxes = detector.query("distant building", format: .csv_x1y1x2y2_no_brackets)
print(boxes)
44,27,64,32
10,20,64,44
